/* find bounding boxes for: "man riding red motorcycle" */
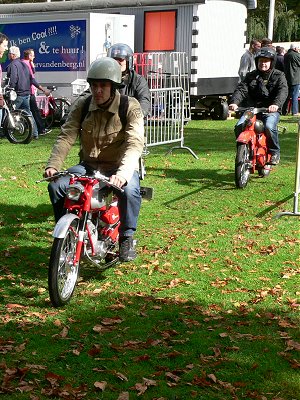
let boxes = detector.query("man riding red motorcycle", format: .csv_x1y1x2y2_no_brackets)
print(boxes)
43,57,144,262
229,47,288,165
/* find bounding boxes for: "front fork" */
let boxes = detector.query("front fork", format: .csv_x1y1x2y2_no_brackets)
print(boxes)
237,139,255,172
74,211,89,265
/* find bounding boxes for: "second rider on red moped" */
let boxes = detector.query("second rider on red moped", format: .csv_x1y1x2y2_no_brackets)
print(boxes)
229,47,288,166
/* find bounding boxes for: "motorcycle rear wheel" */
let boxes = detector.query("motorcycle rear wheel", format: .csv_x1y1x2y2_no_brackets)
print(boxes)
48,219,80,307
54,98,71,125
41,113,55,130
235,143,251,189
4,110,34,144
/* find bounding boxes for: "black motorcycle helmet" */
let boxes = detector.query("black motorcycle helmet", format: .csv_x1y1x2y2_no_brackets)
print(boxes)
255,47,277,70
107,43,134,71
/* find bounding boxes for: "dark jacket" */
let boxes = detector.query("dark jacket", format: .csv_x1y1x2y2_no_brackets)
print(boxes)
229,68,288,113
119,70,151,117
6,58,39,96
284,49,300,86
275,54,284,72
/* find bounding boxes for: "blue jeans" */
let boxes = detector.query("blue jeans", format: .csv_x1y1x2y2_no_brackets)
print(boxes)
290,84,300,115
235,111,280,155
47,163,142,237
14,95,38,136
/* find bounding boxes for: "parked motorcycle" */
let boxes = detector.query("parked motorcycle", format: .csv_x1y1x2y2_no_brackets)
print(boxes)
36,86,71,129
38,170,153,307
234,107,272,189
1,78,34,144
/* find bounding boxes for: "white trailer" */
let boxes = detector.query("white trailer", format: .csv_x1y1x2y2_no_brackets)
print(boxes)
0,0,257,118
0,12,134,99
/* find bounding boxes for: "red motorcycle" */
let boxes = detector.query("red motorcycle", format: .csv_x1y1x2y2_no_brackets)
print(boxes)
234,107,272,189
38,170,152,307
38,171,125,307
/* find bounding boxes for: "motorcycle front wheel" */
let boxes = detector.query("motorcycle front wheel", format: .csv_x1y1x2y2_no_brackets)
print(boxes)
235,143,251,189
48,219,80,307
4,110,34,144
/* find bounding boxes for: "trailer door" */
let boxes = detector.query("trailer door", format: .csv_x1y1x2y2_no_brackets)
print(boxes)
144,10,176,51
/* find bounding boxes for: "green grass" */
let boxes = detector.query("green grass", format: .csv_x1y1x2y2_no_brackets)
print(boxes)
0,116,299,399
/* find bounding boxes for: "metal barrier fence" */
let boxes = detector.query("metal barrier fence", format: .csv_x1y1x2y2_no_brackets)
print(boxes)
276,119,300,218
146,86,197,159
134,51,191,122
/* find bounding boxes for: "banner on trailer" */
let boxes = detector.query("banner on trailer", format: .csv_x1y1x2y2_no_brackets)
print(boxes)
0,19,86,71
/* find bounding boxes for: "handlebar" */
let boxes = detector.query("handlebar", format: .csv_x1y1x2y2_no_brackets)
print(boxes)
236,107,269,114
36,170,124,193
46,85,57,92
36,170,72,183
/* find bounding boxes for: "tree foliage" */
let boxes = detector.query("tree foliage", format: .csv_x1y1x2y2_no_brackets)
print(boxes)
247,0,300,42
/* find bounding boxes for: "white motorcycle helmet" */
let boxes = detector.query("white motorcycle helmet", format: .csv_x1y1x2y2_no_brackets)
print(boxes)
87,57,122,86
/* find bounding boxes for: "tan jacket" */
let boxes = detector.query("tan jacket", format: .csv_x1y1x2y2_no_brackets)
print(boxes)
46,91,144,183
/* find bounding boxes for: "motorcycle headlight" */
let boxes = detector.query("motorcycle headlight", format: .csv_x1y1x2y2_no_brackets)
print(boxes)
244,111,254,121
254,120,264,134
66,183,84,201
9,90,17,102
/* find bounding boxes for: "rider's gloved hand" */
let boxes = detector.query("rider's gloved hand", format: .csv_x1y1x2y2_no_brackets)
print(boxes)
44,167,58,178
109,174,126,189
268,104,279,112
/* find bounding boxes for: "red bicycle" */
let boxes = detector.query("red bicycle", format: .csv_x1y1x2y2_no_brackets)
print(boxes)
36,86,71,129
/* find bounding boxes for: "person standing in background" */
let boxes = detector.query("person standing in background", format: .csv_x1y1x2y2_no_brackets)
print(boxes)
238,39,261,82
0,33,9,137
283,43,300,116
261,38,273,48
275,46,285,72
22,48,50,136
6,46,40,139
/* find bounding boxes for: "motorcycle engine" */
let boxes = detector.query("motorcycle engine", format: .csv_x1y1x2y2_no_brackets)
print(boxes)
86,220,108,258
91,183,107,209
85,220,98,252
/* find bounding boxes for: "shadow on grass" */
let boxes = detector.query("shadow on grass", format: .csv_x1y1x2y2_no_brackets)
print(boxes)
0,289,298,399
0,202,112,284
0,207,299,398
0,202,54,280
146,124,297,169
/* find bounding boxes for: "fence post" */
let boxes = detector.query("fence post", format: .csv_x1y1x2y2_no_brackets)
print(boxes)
275,118,300,218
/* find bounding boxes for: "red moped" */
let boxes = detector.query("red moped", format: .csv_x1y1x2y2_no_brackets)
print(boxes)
234,107,272,189
38,171,122,307
38,170,153,307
